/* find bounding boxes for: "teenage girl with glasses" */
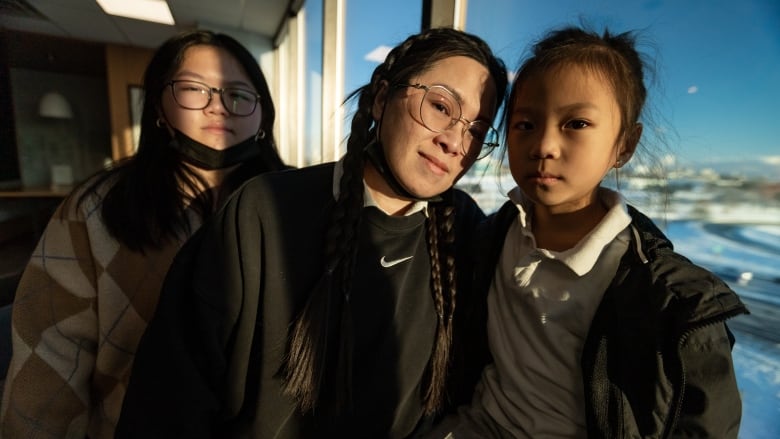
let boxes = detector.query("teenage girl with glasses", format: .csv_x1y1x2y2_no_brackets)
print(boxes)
1,30,286,439
116,27,507,438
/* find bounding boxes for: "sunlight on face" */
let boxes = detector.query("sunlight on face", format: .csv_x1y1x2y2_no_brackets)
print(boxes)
507,64,624,215
160,45,261,151
369,56,497,203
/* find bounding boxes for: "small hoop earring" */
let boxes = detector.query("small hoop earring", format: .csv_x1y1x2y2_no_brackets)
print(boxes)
255,129,266,141
156,118,165,128
615,159,622,167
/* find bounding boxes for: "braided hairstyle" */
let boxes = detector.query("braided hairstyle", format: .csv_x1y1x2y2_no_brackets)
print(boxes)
282,27,507,415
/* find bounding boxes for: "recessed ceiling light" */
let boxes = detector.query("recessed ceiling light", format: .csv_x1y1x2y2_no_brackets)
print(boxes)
95,0,175,25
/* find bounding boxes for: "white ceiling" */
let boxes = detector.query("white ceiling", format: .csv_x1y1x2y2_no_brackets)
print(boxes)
0,0,298,48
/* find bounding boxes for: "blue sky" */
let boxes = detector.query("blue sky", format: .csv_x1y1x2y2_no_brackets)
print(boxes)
340,0,780,178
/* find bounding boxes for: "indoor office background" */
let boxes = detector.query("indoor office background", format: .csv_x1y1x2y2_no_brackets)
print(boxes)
0,1,778,437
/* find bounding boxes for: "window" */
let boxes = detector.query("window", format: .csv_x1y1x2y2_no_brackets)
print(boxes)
342,0,421,151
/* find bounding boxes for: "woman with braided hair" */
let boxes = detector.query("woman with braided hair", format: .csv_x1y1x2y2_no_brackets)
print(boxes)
116,27,507,438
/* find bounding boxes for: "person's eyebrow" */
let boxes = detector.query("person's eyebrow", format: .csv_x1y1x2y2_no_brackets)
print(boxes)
433,83,464,103
511,102,599,114
174,71,254,89
558,102,600,112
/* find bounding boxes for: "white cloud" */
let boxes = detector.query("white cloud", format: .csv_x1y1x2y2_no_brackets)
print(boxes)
687,85,699,94
364,45,392,63
761,156,780,165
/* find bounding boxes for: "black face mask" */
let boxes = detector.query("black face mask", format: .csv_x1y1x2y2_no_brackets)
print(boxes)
363,140,442,202
167,129,261,170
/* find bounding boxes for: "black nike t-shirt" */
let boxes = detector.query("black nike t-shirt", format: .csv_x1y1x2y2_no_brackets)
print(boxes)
340,205,435,436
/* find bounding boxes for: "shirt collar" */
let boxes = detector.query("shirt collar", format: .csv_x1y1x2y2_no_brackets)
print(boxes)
508,186,632,276
333,156,428,217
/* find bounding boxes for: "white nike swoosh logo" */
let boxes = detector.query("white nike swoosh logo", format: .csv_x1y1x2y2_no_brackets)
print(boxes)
380,255,413,268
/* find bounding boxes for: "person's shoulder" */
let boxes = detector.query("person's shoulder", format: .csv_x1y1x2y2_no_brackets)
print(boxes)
58,171,116,217
451,187,477,203
482,200,517,229
230,162,335,206
626,204,676,254
625,206,744,310
450,188,487,230
627,205,667,237
242,162,333,190
451,188,483,213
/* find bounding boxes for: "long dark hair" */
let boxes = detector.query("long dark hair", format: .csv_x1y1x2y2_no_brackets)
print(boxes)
71,30,285,252
282,27,507,415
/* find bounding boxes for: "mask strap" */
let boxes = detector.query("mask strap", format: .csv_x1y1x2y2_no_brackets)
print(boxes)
363,139,442,202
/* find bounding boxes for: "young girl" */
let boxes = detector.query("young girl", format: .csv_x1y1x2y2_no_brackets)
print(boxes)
115,27,507,438
1,30,286,439
435,26,748,438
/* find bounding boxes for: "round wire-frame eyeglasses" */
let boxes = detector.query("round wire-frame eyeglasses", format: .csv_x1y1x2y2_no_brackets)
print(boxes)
396,83,498,159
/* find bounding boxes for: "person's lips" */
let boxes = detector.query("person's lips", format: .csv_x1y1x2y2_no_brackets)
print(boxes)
526,171,561,185
203,123,233,134
420,152,450,175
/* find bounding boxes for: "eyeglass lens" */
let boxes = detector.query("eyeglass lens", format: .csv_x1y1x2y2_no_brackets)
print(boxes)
417,86,498,158
171,81,259,117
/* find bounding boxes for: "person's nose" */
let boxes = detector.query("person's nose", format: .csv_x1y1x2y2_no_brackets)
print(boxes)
437,119,472,156
205,90,229,115
529,124,560,159
434,124,464,156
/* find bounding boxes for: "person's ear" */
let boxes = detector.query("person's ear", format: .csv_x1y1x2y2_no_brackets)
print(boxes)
156,108,175,136
372,80,390,121
615,122,642,168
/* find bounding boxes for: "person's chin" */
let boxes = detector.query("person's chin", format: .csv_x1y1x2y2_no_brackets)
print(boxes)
411,183,448,199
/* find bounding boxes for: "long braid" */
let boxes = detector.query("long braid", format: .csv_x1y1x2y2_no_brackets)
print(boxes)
422,195,457,413
439,202,457,324
282,62,379,412
424,205,447,412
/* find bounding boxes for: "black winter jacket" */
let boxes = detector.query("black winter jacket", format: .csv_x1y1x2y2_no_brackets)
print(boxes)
460,201,749,439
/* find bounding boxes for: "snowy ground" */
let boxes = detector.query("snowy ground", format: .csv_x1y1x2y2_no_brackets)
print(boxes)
662,221,780,439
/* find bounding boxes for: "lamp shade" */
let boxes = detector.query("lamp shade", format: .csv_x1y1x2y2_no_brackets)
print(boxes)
39,92,73,119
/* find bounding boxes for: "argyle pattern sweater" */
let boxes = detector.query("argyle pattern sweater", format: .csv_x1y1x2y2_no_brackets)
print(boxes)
1,182,199,439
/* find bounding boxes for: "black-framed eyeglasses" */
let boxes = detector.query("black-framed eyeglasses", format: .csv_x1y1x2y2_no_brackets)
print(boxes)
167,80,261,117
395,83,499,160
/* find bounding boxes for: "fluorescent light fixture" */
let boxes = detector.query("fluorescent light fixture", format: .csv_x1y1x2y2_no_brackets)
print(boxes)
96,0,175,25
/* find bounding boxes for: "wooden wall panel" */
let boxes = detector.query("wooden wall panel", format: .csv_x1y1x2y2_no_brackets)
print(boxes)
105,45,153,160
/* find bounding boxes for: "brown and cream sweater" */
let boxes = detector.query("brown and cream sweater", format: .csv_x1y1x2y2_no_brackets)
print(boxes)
1,182,200,439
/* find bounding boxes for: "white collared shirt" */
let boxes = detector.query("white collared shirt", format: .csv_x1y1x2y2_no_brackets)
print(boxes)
476,186,632,438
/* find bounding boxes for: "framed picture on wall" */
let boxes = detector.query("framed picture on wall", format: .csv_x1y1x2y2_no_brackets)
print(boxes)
128,85,143,153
